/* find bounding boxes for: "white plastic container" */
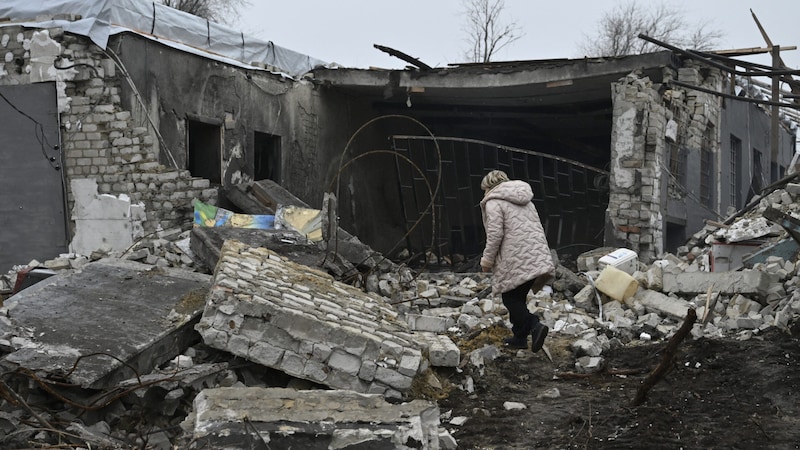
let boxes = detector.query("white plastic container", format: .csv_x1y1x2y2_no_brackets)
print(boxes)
598,248,639,275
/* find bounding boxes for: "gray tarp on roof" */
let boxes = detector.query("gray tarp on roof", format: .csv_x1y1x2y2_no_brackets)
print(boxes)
0,0,327,78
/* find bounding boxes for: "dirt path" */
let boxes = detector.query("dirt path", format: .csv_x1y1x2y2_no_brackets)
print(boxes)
438,322,800,449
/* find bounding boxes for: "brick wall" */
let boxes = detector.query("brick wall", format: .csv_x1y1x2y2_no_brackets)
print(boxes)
608,64,722,263
1,26,216,244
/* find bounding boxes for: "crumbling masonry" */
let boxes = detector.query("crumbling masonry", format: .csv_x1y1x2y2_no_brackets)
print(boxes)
1,26,216,241
195,240,431,399
609,65,724,262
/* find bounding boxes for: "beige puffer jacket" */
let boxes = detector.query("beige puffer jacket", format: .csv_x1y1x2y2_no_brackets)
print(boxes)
480,180,555,294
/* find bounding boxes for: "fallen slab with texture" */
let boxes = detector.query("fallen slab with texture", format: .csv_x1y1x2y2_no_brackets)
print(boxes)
184,387,441,450
0,259,211,389
195,240,428,398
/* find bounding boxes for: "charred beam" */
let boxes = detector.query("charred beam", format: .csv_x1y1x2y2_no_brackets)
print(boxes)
373,44,433,71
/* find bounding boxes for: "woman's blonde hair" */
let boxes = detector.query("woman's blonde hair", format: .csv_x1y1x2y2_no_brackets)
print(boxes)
480,170,509,191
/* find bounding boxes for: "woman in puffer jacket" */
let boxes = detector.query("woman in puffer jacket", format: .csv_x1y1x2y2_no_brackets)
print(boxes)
479,170,555,352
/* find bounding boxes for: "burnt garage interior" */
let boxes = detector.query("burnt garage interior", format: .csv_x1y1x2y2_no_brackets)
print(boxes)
311,51,676,264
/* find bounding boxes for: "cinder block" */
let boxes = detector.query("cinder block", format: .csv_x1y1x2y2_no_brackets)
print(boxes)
415,332,460,368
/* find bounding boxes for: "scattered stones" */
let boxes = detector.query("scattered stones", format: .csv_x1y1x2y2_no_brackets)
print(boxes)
4,179,800,449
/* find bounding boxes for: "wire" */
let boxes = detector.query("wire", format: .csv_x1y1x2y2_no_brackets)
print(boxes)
0,89,61,171
326,115,443,275
103,45,179,169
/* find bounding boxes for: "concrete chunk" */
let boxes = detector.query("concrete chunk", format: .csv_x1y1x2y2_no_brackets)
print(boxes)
631,289,692,320
414,332,461,367
185,387,440,450
662,271,772,299
406,314,454,333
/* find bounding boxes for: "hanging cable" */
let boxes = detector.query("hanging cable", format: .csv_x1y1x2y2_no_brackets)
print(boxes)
103,45,179,169
0,90,61,171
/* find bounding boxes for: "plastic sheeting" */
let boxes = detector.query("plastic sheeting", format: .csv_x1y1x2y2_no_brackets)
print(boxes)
0,0,327,78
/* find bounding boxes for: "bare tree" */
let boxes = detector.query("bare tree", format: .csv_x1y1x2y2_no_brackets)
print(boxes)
461,0,523,63
580,1,723,57
160,0,250,25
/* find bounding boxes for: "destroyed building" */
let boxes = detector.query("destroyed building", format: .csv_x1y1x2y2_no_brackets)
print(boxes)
2,0,800,448
0,0,797,275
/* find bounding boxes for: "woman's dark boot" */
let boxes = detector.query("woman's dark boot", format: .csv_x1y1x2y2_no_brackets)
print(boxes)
530,322,549,353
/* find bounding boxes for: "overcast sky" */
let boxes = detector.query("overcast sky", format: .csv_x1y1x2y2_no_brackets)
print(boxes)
235,0,799,72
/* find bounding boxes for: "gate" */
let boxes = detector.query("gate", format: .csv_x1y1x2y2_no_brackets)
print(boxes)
391,136,609,262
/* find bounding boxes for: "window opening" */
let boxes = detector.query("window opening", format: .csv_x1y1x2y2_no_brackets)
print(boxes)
730,135,742,209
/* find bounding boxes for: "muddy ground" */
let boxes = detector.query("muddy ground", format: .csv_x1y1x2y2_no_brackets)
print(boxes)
437,320,800,449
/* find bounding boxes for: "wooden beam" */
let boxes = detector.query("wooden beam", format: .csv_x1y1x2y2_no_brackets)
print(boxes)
751,8,800,105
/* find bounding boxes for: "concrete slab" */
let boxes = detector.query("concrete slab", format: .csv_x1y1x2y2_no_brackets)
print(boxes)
195,240,427,398
225,179,310,214
661,270,772,299
70,178,146,256
185,387,440,450
0,259,211,389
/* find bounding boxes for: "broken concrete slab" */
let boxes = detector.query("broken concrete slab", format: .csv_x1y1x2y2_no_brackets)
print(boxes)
631,289,692,321
0,259,211,389
195,240,429,398
661,270,773,300
183,387,441,450
189,226,354,277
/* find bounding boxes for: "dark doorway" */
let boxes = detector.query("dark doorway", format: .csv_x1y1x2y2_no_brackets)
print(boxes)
254,131,281,182
665,221,687,254
187,119,221,185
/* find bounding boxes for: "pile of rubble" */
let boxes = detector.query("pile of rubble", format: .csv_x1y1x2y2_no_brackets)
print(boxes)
1,178,800,449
